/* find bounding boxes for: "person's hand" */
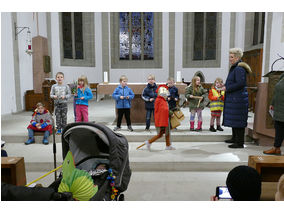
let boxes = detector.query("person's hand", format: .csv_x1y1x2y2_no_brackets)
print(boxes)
221,86,226,91
150,98,154,102
126,96,129,99
270,105,274,110
80,97,85,100
190,95,193,98
53,95,58,99
120,96,124,99
167,97,171,101
174,98,178,101
61,96,65,99
210,195,219,201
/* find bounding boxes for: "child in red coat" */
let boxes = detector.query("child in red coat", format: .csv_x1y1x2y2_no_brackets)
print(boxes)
144,85,176,151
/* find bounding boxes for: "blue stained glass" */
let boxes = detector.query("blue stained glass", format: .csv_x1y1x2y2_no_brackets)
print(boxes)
119,12,130,60
131,13,141,60
143,12,154,60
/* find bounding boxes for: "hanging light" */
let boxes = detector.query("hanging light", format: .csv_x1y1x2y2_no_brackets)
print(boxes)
25,29,33,55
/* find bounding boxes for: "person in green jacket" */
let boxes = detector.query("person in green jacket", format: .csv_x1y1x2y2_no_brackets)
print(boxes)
263,73,284,155
185,76,207,131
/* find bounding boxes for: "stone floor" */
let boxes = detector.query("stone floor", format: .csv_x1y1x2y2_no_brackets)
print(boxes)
1,99,281,201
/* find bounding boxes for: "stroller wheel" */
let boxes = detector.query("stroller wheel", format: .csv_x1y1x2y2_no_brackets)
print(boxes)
118,194,125,201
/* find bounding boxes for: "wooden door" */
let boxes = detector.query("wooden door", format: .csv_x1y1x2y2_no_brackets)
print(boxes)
242,49,263,112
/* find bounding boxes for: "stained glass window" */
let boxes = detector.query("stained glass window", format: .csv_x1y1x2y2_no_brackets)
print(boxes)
193,12,217,61
119,12,154,60
119,12,130,60
62,12,84,60
143,12,154,60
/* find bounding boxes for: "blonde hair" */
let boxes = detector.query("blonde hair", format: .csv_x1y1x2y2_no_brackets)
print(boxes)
229,48,243,59
167,77,175,82
148,74,155,80
212,77,223,88
36,102,44,108
191,76,201,94
275,174,284,201
119,75,128,82
78,75,89,92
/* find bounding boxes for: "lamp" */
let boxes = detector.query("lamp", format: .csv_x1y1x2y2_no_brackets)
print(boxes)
14,22,33,55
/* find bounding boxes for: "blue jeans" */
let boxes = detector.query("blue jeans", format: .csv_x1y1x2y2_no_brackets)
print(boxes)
146,109,154,129
28,128,50,140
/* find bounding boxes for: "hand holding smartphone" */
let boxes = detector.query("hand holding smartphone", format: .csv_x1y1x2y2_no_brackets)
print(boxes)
216,186,232,200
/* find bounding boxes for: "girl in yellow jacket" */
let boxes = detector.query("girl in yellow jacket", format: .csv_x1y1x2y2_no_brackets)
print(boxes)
208,78,225,132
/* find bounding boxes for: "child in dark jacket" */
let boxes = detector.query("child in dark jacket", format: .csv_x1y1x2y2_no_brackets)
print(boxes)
112,75,135,132
25,102,53,145
167,77,179,110
142,74,157,131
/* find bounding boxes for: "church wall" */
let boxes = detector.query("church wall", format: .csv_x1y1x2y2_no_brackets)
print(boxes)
268,12,284,71
50,12,103,85
1,13,17,115
175,12,230,83
109,13,169,83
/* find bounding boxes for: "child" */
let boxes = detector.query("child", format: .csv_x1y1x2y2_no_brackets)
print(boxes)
141,74,157,131
208,78,225,132
144,85,176,150
50,72,71,134
167,77,179,110
185,76,207,131
75,75,93,122
112,75,134,132
25,102,53,145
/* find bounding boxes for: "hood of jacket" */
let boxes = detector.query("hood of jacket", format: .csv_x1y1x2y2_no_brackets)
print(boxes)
237,62,252,74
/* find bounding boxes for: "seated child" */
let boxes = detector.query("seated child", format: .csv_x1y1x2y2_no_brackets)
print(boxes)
25,102,53,145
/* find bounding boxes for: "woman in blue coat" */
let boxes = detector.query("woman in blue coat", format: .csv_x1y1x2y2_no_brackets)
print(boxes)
222,48,252,148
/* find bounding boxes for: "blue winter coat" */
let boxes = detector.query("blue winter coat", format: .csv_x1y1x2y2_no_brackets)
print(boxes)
168,85,179,110
112,85,135,109
75,87,93,106
141,83,157,109
223,60,251,128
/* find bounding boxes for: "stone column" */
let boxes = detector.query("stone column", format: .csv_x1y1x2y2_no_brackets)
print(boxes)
32,36,49,93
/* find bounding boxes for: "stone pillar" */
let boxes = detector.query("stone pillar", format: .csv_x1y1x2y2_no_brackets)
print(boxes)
32,36,49,93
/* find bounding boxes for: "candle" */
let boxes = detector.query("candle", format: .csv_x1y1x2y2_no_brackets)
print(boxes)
104,72,108,83
176,71,181,82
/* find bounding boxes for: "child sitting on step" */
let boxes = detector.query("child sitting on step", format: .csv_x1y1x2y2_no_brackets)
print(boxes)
25,102,53,145
208,77,225,132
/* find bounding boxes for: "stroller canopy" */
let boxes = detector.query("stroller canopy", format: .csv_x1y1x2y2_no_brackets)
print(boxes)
61,122,131,192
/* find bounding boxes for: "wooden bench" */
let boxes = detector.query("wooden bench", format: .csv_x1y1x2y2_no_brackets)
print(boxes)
248,155,284,182
89,83,98,101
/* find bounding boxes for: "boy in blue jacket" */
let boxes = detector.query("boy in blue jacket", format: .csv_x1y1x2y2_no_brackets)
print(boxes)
142,74,157,131
167,77,179,110
112,75,135,131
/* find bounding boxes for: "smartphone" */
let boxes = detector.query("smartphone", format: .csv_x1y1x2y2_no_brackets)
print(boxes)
216,186,232,199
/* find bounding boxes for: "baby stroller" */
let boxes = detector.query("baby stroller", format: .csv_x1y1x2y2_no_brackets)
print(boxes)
49,122,131,201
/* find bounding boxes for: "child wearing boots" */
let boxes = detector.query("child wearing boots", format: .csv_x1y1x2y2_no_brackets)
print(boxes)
75,75,93,122
112,75,135,132
25,102,53,145
144,85,175,150
185,76,207,131
208,78,225,132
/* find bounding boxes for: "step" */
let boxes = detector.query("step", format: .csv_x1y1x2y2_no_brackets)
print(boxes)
3,142,264,173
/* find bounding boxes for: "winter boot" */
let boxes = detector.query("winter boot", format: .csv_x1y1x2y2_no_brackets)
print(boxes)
42,131,50,145
190,121,195,131
216,125,224,131
195,121,202,132
225,128,235,143
228,128,244,148
25,129,35,145
209,126,216,132
263,147,281,155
